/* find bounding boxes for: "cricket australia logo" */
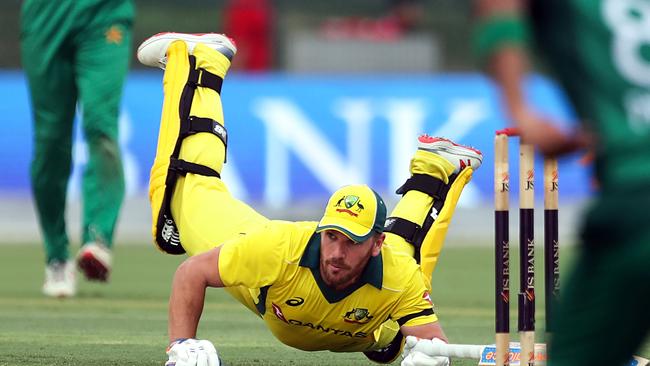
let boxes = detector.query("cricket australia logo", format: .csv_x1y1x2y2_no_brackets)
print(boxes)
343,308,373,324
161,218,180,246
335,195,365,217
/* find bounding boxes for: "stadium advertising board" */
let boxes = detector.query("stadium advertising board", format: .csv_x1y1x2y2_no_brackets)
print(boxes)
0,71,589,207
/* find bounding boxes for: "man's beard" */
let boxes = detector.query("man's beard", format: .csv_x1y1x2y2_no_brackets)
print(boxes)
321,258,363,290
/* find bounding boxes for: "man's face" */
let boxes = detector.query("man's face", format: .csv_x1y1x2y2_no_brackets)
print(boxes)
319,230,384,291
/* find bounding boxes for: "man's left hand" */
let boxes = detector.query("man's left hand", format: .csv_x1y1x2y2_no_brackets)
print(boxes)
401,336,450,366
165,338,220,366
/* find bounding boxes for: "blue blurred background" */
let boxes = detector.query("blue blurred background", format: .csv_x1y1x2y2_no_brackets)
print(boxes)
0,0,590,244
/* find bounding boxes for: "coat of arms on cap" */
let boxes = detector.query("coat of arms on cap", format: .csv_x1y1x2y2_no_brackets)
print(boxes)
335,195,365,216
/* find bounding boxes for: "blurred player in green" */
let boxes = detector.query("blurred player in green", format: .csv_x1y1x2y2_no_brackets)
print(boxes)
21,0,134,297
474,0,650,365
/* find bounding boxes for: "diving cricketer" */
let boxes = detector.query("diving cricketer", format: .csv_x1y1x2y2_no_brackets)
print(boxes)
139,32,483,366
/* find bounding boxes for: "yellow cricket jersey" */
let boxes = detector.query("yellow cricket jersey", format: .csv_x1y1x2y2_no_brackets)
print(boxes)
218,220,437,352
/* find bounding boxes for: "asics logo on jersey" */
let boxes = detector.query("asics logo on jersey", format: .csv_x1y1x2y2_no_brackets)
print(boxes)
285,297,304,306
334,195,365,217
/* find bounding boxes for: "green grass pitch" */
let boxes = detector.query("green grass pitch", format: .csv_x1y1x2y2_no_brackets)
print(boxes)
0,243,646,365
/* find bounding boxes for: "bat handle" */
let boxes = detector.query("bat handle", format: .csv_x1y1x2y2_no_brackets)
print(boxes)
429,343,484,359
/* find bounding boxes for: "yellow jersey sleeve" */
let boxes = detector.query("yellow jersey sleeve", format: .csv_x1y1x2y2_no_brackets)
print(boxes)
393,270,438,327
218,221,298,288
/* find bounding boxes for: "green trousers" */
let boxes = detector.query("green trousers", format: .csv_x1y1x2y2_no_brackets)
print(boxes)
21,0,134,263
549,196,650,365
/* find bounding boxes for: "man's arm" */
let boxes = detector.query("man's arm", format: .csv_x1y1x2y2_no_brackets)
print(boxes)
475,0,587,156
400,321,447,342
399,322,450,366
475,0,528,115
168,246,225,342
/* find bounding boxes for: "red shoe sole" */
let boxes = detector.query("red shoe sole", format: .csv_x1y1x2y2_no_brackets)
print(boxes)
78,252,109,282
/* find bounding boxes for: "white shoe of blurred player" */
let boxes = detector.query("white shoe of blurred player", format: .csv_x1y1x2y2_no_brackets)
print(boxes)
137,32,237,69
77,242,112,282
43,260,76,298
418,135,483,173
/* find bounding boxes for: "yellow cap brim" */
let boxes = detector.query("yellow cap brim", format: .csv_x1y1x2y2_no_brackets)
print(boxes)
316,216,374,243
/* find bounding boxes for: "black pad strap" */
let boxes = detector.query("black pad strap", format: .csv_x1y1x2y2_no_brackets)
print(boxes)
179,116,229,163
169,158,221,179
181,116,228,146
186,57,223,94
198,71,223,93
155,158,221,255
187,66,199,85
390,174,459,263
395,174,449,200
384,217,421,244
156,171,185,255
179,56,228,163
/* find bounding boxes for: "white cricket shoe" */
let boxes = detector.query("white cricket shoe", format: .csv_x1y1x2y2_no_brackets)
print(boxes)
137,32,237,69
418,135,483,173
43,260,76,298
77,242,112,282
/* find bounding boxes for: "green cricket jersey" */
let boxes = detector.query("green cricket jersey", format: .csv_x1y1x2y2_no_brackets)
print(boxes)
22,0,134,26
527,3,650,365
531,0,650,194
